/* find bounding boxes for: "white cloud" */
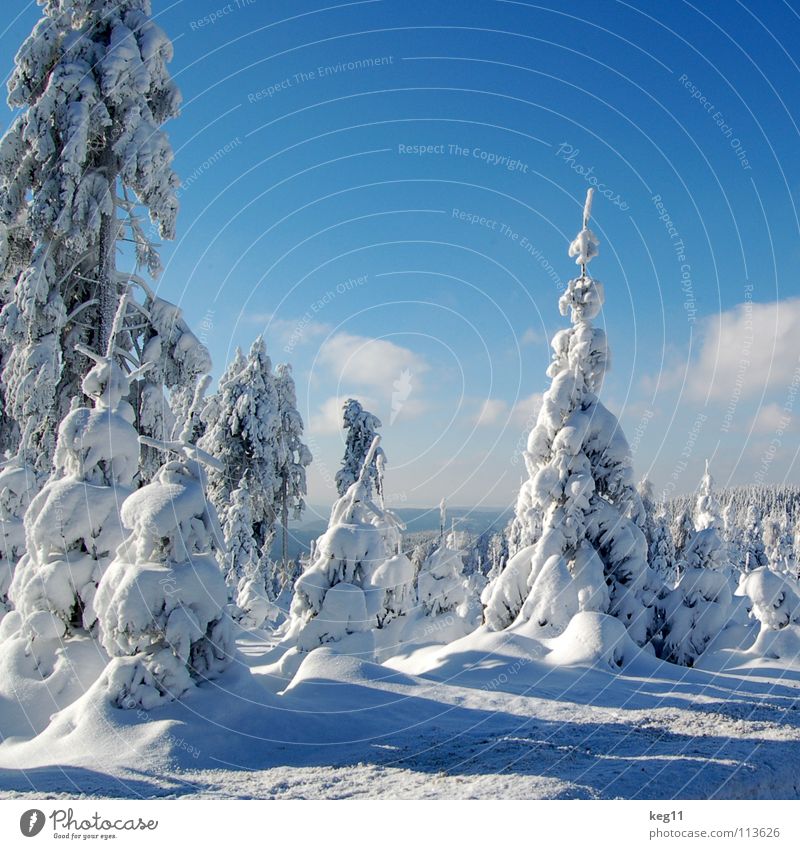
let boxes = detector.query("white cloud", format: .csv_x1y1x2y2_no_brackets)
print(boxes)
318,332,429,389
246,312,332,351
512,392,544,427
474,398,508,426
751,402,796,435
686,297,800,400
520,327,543,346
473,393,543,428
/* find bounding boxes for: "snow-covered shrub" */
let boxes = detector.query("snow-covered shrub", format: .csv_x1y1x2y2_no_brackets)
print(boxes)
236,573,281,631
483,190,661,644
546,611,641,671
95,439,233,709
9,304,143,642
740,568,800,661
740,568,800,631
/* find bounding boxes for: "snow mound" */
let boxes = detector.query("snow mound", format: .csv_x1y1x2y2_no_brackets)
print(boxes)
750,625,800,662
545,612,640,671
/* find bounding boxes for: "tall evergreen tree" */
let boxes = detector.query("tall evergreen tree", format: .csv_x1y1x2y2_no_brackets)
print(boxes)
0,0,183,468
200,337,279,578
483,189,661,644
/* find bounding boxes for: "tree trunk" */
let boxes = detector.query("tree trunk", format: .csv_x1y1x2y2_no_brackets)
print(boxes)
97,151,118,352
281,477,289,568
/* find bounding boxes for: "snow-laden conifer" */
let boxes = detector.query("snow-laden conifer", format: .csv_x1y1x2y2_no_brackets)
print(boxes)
483,190,660,643
0,0,182,467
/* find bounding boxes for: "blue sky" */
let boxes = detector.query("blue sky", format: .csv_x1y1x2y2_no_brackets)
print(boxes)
3,0,800,512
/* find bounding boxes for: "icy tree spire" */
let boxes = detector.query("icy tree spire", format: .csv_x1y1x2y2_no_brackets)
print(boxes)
483,189,660,644
0,0,181,468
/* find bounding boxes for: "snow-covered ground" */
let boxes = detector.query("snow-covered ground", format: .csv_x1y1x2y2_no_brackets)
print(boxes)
1,618,798,800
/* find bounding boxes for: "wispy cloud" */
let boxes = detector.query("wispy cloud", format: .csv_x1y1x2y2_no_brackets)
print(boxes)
685,297,800,400
318,331,429,389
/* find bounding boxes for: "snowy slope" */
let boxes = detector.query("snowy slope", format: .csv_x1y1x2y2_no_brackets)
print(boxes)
1,621,799,800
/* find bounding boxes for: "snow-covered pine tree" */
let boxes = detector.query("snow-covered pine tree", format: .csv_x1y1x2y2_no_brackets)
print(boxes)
742,504,768,572
334,399,384,498
486,530,509,582
200,337,279,586
95,437,233,709
227,475,282,630
417,532,470,617
672,505,696,565
285,436,414,651
649,508,678,587
722,501,743,573
9,297,144,647
658,462,732,666
273,363,312,569
482,189,660,644
694,460,723,533
224,474,258,589
0,0,181,470
764,515,797,577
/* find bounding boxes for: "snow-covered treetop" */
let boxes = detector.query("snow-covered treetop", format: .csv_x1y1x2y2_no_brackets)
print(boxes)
694,458,723,533
335,398,385,498
567,187,600,268
3,0,181,256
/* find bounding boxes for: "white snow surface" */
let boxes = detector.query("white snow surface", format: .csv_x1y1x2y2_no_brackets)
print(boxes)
1,610,799,800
